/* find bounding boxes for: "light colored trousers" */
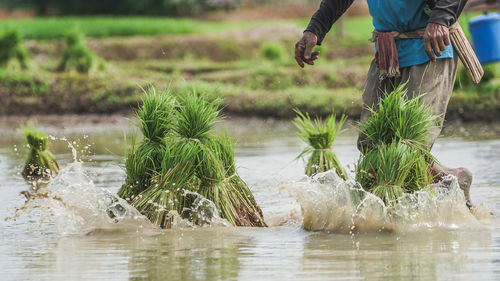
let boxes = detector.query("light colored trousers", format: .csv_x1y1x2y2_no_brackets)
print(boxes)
357,56,459,151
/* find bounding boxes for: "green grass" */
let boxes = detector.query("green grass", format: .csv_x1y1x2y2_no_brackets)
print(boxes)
0,15,377,40
0,16,274,39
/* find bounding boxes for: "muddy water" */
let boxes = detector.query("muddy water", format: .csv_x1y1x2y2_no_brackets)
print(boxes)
0,116,499,281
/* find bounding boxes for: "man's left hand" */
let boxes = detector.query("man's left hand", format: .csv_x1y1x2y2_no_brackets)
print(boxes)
424,22,451,61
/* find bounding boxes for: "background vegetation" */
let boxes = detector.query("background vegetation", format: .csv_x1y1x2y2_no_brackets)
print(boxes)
0,3,499,121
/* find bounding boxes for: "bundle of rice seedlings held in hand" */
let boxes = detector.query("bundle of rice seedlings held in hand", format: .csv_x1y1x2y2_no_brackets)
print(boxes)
175,93,267,227
356,83,437,205
293,109,348,180
117,87,174,202
21,123,59,182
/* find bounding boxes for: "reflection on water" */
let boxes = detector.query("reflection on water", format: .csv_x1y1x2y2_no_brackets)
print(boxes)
0,116,499,280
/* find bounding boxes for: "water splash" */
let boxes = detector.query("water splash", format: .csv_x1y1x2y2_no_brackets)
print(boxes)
10,132,234,235
40,162,152,235
281,171,491,234
17,159,233,235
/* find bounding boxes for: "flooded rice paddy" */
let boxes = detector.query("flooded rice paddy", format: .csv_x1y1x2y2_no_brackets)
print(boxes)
0,116,499,281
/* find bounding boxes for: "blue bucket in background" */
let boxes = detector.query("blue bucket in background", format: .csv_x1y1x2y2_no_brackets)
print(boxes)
468,13,500,64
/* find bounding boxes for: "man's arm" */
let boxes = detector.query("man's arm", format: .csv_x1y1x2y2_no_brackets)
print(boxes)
295,0,354,68
428,0,468,27
305,0,355,45
424,0,468,61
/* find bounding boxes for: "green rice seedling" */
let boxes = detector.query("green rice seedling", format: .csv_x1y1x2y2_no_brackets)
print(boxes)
196,142,244,226
359,83,439,152
57,31,100,74
174,91,221,143
21,123,59,181
0,30,28,69
172,91,220,194
173,92,244,224
355,142,431,205
171,90,219,201
356,84,438,205
293,109,348,180
117,87,175,202
131,141,198,229
214,130,267,226
173,91,266,226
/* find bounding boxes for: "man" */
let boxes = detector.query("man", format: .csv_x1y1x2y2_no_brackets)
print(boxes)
295,0,473,207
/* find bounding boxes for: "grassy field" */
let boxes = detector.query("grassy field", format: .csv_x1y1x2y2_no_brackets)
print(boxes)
1,16,499,121
1,15,472,41
0,16,288,39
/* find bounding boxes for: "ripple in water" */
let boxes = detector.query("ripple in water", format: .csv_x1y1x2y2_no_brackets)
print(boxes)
281,170,491,234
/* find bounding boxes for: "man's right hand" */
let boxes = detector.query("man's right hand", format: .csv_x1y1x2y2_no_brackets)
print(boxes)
294,31,320,68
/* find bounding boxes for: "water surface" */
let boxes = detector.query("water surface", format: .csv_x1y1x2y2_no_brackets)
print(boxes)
0,116,498,281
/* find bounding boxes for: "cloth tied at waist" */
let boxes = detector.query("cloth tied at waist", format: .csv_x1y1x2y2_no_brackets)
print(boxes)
370,28,425,81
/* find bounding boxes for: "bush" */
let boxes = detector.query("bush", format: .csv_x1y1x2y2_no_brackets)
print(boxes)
0,30,28,69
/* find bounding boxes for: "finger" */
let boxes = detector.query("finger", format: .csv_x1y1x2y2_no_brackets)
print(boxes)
431,38,442,57
295,43,305,57
425,40,435,61
295,55,305,68
437,36,446,51
310,55,319,60
304,43,314,60
443,33,451,46
294,43,305,68
304,59,315,66
311,51,320,56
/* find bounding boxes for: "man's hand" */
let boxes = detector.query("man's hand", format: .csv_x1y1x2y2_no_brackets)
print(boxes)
424,22,451,61
295,31,320,68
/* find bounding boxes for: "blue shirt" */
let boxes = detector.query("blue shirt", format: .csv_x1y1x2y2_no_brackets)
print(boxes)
367,0,455,68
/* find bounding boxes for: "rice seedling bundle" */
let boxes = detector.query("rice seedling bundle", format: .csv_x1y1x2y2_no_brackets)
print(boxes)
172,91,220,198
211,132,267,226
119,88,266,227
355,142,431,205
0,30,28,69
131,142,198,229
358,83,438,152
21,123,59,181
355,84,438,205
174,92,267,227
57,31,99,74
293,109,348,180
117,88,175,202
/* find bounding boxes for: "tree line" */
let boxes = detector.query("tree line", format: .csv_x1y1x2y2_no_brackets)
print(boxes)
1,0,241,16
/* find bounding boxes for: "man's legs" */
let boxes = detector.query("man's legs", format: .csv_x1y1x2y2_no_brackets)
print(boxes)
359,57,458,148
357,56,472,207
